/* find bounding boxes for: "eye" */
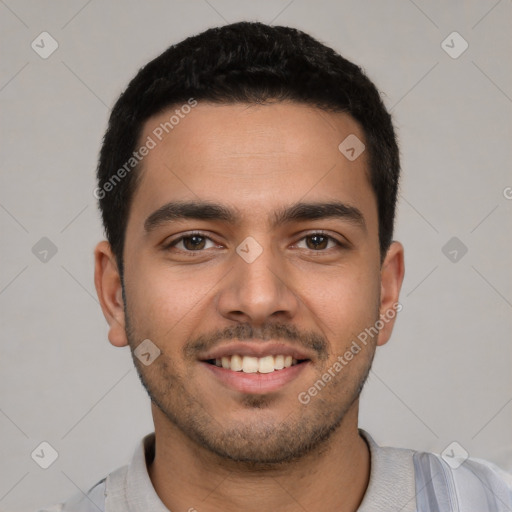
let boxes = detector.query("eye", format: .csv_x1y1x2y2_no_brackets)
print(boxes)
166,232,217,252
295,232,343,251
163,231,345,255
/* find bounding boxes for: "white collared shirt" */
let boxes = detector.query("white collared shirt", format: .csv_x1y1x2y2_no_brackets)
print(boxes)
38,429,512,511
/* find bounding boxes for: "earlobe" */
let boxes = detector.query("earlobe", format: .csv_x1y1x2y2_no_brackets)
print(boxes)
94,241,129,348
377,241,405,347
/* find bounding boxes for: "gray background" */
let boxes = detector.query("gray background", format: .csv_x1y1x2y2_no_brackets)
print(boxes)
1,1,511,510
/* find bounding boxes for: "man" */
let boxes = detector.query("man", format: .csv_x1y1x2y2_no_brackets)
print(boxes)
40,21,512,512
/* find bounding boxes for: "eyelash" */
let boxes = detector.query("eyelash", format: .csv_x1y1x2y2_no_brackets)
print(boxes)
163,231,346,255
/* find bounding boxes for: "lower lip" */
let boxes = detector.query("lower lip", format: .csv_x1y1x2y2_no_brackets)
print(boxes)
201,361,310,394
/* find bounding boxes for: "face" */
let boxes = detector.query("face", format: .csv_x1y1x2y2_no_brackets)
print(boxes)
95,101,404,464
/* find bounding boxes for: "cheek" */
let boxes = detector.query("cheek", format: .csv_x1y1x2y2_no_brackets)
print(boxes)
302,264,380,336
124,260,219,343
127,253,183,304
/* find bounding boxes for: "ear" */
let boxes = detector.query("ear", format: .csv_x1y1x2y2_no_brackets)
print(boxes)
376,241,405,347
94,241,128,347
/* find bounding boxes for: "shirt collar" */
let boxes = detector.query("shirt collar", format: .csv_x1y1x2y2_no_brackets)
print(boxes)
357,428,416,511
123,432,169,510
119,429,416,511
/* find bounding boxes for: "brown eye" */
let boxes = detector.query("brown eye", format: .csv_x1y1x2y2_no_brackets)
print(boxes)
298,233,341,251
305,234,329,250
167,233,216,252
181,235,206,250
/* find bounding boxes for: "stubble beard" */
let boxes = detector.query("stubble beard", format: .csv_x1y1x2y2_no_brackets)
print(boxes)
123,293,377,467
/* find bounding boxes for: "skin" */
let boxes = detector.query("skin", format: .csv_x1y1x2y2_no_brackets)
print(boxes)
94,101,405,512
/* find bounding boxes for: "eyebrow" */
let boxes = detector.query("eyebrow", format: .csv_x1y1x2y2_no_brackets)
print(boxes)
144,200,366,233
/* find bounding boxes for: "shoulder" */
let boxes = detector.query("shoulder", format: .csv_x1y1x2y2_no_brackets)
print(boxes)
413,449,512,510
36,476,107,512
359,429,512,511
37,433,152,511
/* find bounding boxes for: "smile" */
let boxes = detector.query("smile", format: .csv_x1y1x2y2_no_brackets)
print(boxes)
205,354,306,373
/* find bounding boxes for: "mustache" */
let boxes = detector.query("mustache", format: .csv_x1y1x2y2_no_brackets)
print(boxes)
184,323,329,361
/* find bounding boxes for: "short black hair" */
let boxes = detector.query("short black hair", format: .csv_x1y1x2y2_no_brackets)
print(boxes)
96,21,400,275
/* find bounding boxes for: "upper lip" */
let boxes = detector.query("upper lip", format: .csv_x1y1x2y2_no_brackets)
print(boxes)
199,342,314,361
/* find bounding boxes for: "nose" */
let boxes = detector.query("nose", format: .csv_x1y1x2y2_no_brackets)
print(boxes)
215,237,300,327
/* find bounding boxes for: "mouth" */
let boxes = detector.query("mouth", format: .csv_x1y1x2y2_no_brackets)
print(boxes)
203,354,310,374
199,346,312,394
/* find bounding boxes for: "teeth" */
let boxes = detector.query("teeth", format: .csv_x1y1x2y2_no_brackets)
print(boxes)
230,354,243,371
212,354,302,373
242,356,259,373
258,355,275,374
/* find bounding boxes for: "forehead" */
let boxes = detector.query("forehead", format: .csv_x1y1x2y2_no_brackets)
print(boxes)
129,102,376,231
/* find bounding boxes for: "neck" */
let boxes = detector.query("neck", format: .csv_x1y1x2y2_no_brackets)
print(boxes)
147,401,370,512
